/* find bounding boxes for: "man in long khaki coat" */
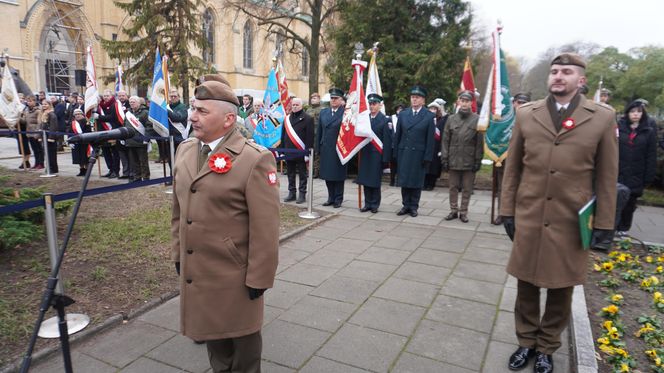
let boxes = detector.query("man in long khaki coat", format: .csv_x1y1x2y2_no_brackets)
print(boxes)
171,77,280,373
500,53,617,373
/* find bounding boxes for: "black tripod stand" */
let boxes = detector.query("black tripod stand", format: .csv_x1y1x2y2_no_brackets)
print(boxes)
20,146,102,373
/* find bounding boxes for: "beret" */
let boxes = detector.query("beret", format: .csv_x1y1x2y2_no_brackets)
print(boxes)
550,53,586,69
410,85,427,97
194,81,240,106
513,92,531,103
197,74,231,87
458,90,473,100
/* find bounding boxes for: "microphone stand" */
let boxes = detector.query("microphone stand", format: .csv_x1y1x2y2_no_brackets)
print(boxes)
19,145,102,373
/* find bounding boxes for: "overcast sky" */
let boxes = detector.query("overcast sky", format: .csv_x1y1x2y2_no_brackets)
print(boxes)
470,0,664,65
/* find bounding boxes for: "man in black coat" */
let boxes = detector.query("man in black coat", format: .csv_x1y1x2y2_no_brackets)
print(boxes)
317,88,346,208
394,85,435,217
356,94,392,213
281,97,314,204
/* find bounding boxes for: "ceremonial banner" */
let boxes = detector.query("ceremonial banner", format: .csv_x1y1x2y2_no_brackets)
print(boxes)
148,48,169,137
459,55,477,113
480,25,515,167
115,65,124,93
0,62,24,127
336,60,373,165
84,45,98,119
125,111,146,136
365,46,385,114
276,59,290,114
253,68,285,148
593,80,602,103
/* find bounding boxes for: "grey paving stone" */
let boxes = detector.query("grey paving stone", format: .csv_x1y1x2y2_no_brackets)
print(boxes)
453,260,508,284
138,296,180,332
323,237,373,254
463,246,511,266
278,295,357,332
264,280,314,309
280,235,331,253
119,357,184,373
310,275,380,304
393,261,451,285
349,297,426,336
373,277,439,307
299,356,369,373
367,210,408,221
80,321,175,368
392,352,476,373
470,234,513,251
505,275,518,288
336,260,397,282
276,262,338,286
476,222,508,235
262,320,330,369
146,334,209,372
499,286,517,312
438,219,480,231
420,237,470,253
302,249,358,269
403,215,442,225
382,224,434,240
317,323,407,372
491,310,517,345
261,360,296,373
408,248,460,268
31,351,116,373
372,233,426,251
343,225,392,241
440,276,504,306
278,247,311,268
426,294,497,333
357,246,411,265
320,216,365,231
303,226,351,241
407,319,489,371
264,305,283,326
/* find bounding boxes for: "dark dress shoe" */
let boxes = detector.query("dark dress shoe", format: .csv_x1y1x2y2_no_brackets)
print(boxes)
508,346,535,370
284,193,296,202
119,175,129,179
103,172,112,177
444,212,458,220
534,352,553,373
194,340,205,345
296,195,306,204
108,172,118,178
371,208,378,213
333,203,342,208
396,207,410,216
322,201,334,206
493,216,504,225
409,210,418,217
360,206,371,212
459,214,469,223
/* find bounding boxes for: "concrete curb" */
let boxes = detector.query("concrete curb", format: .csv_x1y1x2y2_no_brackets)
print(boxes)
569,284,599,373
1,210,335,373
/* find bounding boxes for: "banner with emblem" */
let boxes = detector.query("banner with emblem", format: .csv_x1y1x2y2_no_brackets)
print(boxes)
115,65,124,93
479,24,515,167
84,45,98,119
459,55,477,113
148,48,169,137
253,68,285,148
275,58,290,115
0,61,24,127
336,59,373,165
365,44,385,114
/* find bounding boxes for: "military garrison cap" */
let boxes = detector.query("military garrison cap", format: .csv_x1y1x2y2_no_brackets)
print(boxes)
329,88,344,98
194,81,240,106
513,92,531,103
410,85,428,97
550,53,586,69
367,93,383,103
458,90,473,100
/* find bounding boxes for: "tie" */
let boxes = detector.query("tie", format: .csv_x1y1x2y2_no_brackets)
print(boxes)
198,144,211,171
413,110,418,116
555,107,566,132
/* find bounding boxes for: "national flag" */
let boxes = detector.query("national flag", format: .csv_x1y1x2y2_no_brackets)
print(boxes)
148,48,169,137
479,24,515,167
114,65,124,93
275,58,290,114
336,59,374,165
84,45,98,119
253,68,285,148
459,55,477,113
0,60,24,127
365,45,385,114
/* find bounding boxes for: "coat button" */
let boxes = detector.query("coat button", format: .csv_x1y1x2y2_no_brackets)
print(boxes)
186,279,192,284
544,222,550,227
190,187,196,193
187,249,193,254
547,197,552,200
187,218,192,224
550,169,556,174
554,141,560,145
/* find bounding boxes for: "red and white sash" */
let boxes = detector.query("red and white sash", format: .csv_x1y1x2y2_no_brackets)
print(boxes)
114,101,126,123
71,119,93,157
98,107,112,131
284,115,309,161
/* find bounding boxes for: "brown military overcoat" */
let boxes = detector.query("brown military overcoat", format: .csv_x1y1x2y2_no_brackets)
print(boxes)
500,95,618,288
171,127,280,341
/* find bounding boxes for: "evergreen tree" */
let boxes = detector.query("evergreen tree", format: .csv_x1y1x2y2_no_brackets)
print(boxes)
100,0,211,101
326,0,472,111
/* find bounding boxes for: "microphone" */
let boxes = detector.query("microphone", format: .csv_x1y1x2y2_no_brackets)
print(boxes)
68,127,136,144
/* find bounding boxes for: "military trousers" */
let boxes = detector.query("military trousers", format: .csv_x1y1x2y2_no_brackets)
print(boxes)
400,187,422,211
448,170,475,214
325,180,345,205
363,186,381,209
515,279,574,354
206,331,262,373
286,159,308,194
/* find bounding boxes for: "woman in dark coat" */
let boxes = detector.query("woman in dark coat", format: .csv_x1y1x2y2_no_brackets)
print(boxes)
69,108,91,176
616,100,657,235
39,99,59,174
424,99,448,190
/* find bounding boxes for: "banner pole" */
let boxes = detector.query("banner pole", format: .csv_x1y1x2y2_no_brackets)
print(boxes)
357,152,362,209
490,162,497,224
40,130,56,178
298,148,320,219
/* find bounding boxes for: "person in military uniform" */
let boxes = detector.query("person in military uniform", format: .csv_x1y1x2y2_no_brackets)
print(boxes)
171,75,279,373
424,98,448,190
394,85,436,217
599,88,611,105
306,92,323,178
356,94,392,213
317,88,346,208
441,91,484,223
281,97,314,204
389,104,405,186
500,53,618,373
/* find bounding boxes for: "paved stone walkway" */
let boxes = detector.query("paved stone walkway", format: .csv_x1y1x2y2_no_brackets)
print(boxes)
0,136,661,372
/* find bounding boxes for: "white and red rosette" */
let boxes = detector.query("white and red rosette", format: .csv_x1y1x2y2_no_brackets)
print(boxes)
562,117,575,130
208,153,232,174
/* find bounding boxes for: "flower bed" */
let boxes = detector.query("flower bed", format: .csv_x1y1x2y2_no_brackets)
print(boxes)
587,238,664,372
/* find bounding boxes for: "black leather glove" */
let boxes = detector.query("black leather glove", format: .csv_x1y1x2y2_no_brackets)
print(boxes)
175,262,180,276
591,229,614,251
502,216,515,241
422,160,431,169
248,287,266,300
472,162,482,172
441,161,449,172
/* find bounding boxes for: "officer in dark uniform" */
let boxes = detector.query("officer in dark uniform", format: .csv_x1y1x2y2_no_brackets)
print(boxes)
356,94,392,213
394,85,436,217
317,88,346,208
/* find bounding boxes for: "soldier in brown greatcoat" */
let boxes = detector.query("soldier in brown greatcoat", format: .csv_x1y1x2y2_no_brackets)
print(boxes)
500,53,618,373
171,76,280,373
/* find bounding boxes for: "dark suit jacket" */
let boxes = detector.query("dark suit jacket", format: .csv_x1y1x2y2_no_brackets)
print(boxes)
281,110,314,161
394,107,435,188
317,107,346,181
356,112,392,188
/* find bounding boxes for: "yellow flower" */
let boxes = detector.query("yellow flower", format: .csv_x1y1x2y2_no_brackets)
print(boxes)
611,294,623,303
603,320,614,330
636,323,655,337
658,256,664,262
657,357,662,366
651,276,660,285
594,263,602,271
602,262,614,271
657,266,663,273
646,256,654,263
599,344,615,355
602,304,619,315
615,348,628,358
597,337,610,345
642,278,653,288
609,328,620,340
655,292,663,302
620,362,630,372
